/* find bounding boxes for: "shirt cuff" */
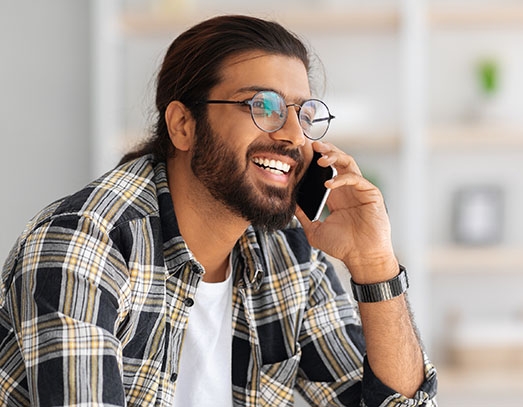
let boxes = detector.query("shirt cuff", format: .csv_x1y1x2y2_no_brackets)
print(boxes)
362,354,438,406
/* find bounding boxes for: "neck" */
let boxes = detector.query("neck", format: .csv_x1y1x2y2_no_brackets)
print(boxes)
167,156,249,283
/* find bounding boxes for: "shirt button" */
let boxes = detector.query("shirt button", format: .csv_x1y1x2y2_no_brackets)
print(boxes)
192,264,204,275
183,298,194,307
170,372,178,382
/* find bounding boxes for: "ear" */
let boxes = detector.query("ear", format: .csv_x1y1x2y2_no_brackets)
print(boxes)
165,101,195,152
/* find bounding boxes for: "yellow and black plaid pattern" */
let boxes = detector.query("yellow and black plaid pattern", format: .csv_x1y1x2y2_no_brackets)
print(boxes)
0,155,437,406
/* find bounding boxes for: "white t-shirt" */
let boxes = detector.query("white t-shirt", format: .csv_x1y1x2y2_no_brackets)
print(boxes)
172,266,233,407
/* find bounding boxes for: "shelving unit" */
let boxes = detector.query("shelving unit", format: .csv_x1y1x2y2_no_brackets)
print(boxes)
426,4,523,380
91,2,523,385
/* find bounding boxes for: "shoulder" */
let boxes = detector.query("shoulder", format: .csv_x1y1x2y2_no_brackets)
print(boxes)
30,155,159,234
8,156,163,265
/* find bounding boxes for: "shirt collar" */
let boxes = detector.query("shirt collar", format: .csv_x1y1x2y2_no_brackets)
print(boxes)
233,226,265,291
153,160,265,288
153,160,196,274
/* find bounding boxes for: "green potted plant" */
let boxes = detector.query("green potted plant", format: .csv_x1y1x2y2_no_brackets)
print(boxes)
475,57,503,121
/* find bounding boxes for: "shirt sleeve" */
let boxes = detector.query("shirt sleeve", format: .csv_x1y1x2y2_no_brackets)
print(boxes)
5,214,130,406
295,252,438,406
362,353,438,406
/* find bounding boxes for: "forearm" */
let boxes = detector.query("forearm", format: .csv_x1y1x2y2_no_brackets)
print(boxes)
359,294,424,397
349,260,425,397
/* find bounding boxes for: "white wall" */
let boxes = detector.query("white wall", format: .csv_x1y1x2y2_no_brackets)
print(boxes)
0,1,91,259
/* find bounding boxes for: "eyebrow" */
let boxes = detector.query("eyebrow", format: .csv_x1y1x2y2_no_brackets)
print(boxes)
234,86,308,105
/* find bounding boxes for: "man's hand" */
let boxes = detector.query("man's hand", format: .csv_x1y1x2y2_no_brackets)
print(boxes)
295,141,398,284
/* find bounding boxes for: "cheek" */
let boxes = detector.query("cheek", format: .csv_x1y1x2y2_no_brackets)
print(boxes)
208,104,255,136
214,119,258,152
302,143,315,166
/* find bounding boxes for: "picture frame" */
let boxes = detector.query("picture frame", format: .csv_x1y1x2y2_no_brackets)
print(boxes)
452,185,504,245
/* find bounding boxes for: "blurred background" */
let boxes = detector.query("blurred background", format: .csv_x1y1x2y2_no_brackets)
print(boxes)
2,0,523,405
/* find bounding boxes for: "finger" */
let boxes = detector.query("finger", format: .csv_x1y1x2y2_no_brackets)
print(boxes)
327,173,383,201
325,171,368,190
313,142,362,176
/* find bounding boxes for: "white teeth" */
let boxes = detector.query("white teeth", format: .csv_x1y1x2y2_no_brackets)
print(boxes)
253,157,291,174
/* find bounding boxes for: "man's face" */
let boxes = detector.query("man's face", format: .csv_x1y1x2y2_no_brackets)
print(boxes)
191,52,313,230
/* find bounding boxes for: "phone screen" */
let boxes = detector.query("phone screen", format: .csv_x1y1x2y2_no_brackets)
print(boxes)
296,152,337,221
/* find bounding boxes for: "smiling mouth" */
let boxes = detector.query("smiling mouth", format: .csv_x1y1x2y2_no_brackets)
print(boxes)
252,157,291,175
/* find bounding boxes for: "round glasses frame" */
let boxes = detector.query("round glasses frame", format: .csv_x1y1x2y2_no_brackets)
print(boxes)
200,90,335,140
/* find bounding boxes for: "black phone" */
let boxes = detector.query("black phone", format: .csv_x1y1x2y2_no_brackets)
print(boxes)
296,152,337,222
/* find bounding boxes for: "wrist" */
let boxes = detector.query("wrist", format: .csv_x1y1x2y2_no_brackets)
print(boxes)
345,256,399,285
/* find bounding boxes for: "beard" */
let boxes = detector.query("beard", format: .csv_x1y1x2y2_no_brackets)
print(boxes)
191,115,304,231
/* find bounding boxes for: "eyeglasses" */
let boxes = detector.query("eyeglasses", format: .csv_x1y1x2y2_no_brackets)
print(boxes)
200,90,335,140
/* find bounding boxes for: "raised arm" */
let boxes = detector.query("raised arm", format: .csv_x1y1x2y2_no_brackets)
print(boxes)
295,141,433,401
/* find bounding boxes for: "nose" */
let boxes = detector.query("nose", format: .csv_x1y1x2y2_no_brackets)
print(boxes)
269,105,306,147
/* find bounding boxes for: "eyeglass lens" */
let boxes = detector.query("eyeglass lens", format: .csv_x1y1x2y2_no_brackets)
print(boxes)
248,91,332,140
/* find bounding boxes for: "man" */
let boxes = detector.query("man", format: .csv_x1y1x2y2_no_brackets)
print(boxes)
0,15,437,406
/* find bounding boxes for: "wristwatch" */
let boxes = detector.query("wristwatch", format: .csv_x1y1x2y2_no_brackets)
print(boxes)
350,265,409,303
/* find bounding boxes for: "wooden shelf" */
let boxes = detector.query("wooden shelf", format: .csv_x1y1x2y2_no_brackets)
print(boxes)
119,7,400,37
429,245,523,273
120,10,205,36
328,129,400,151
277,8,399,33
430,4,523,27
430,123,523,150
333,123,523,151
438,365,523,395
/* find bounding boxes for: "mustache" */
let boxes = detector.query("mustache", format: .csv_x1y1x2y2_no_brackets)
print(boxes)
246,143,305,172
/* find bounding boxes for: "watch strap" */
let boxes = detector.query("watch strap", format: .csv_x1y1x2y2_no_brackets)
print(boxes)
350,265,409,303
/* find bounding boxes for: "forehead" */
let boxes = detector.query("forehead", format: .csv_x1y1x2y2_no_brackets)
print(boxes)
213,51,311,100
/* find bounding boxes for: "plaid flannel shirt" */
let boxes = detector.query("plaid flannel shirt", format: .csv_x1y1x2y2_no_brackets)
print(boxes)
0,155,437,406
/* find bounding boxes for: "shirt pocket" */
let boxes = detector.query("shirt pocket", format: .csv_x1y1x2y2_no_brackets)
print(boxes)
259,349,301,406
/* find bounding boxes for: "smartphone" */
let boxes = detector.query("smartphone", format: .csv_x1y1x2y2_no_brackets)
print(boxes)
296,152,337,222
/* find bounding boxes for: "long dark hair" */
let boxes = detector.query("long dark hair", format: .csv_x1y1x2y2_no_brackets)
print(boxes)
119,14,312,165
